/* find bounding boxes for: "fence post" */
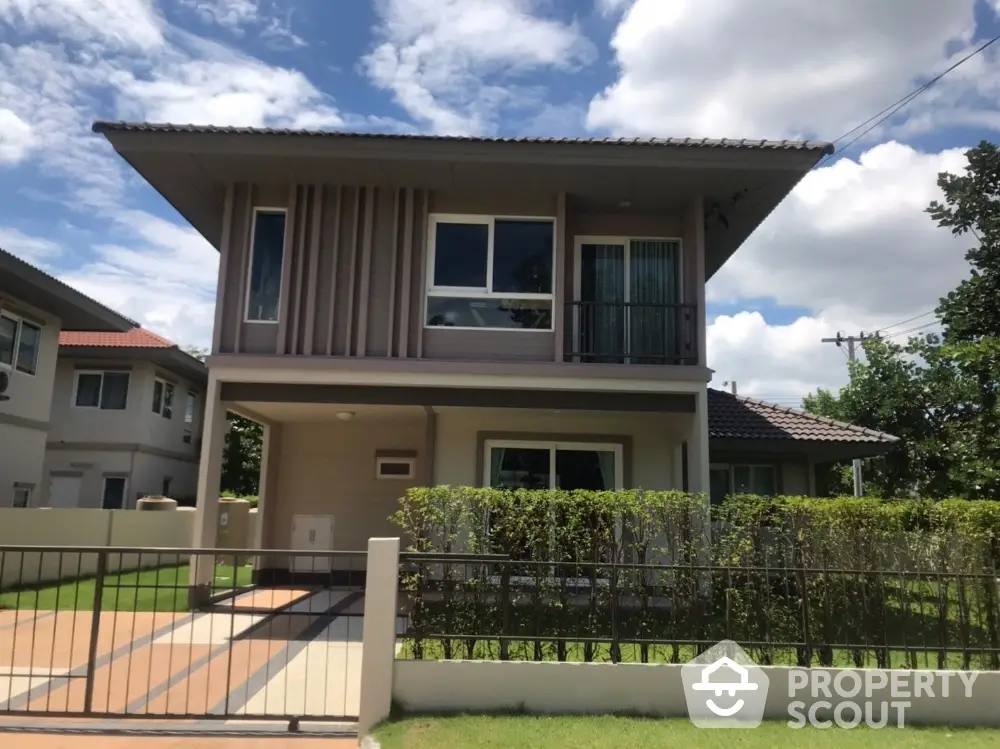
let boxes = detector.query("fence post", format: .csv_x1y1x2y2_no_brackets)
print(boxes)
358,537,400,738
83,550,106,714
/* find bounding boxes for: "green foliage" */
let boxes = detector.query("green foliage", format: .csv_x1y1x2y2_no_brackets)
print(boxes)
393,488,1000,669
221,414,262,497
804,140,1000,499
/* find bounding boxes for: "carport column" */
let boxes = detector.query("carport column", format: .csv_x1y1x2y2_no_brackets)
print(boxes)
252,422,280,550
189,374,227,607
687,387,711,496
358,537,400,738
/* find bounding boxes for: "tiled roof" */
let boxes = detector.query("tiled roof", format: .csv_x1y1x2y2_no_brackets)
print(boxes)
92,121,835,155
708,389,897,443
59,328,177,349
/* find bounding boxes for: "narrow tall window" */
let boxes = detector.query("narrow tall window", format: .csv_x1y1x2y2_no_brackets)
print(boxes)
245,210,287,322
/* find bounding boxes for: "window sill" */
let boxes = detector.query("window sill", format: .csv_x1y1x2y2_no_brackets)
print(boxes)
424,325,554,333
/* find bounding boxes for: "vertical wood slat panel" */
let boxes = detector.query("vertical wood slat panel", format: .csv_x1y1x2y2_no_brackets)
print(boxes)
290,185,309,355
386,188,401,358
553,190,567,363
326,186,342,356
211,182,234,354
276,184,298,355
399,187,415,359
416,189,429,359
356,185,376,358
303,184,323,356
345,186,361,357
233,183,254,354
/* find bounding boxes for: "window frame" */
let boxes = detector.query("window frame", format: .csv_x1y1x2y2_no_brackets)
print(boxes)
375,456,416,480
101,475,128,510
0,311,42,376
483,439,624,586
72,370,131,410
152,377,175,419
183,391,197,443
424,213,557,332
483,439,624,491
243,206,289,324
12,483,32,508
710,462,779,503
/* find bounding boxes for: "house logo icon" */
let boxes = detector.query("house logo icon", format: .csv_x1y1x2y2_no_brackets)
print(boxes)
681,640,769,728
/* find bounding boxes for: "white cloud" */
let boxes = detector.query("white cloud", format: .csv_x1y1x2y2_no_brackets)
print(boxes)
0,227,61,263
0,0,164,51
0,108,34,163
595,0,632,17
179,0,258,29
706,142,968,399
588,0,994,140
364,0,596,134
260,14,307,50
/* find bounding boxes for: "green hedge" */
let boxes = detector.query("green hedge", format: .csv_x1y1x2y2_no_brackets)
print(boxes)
392,488,1000,668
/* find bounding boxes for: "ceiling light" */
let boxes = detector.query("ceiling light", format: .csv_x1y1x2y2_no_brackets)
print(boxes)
336,411,355,421
619,200,631,208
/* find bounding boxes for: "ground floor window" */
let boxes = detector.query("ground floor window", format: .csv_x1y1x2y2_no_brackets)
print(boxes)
709,463,777,505
102,476,127,509
12,483,32,508
484,440,623,564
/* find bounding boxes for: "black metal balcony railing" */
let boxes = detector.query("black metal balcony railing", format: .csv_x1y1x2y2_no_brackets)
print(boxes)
564,301,698,365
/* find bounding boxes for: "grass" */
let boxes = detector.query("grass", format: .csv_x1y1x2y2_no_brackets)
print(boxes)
0,564,254,612
373,715,1000,748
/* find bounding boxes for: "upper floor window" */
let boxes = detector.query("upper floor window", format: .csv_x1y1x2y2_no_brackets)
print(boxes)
245,209,287,323
425,215,554,331
183,391,197,443
152,378,174,419
75,370,130,410
0,312,41,375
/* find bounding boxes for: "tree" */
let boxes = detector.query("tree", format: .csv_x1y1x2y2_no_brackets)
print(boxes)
805,141,1000,499
183,345,263,498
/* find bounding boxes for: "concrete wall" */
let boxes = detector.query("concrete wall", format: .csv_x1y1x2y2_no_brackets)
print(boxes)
0,423,47,507
0,507,196,587
0,301,60,425
49,359,201,459
131,451,199,502
42,448,135,509
262,413,429,552
392,660,1000,727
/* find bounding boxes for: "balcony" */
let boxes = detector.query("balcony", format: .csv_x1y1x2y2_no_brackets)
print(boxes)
564,301,698,365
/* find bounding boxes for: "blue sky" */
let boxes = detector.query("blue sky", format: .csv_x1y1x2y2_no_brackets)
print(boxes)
1,0,998,401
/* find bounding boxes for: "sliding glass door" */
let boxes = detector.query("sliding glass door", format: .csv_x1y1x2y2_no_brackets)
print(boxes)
575,237,681,363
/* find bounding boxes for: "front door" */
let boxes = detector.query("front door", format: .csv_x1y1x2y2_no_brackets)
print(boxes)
575,238,682,363
49,475,81,508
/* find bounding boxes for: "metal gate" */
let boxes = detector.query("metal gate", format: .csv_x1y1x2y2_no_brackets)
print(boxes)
0,546,366,725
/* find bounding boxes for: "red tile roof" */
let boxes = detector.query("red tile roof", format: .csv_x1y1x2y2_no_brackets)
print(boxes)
59,328,177,349
708,389,897,443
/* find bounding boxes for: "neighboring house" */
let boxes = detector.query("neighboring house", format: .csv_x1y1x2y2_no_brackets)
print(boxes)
0,247,136,508
43,328,207,509
94,123,896,590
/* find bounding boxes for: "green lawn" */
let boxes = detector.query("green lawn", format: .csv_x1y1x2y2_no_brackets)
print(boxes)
373,716,1000,748
0,564,254,612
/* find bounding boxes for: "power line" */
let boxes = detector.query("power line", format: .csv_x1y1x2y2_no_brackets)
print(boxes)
813,33,1000,169
883,320,939,339
877,310,936,334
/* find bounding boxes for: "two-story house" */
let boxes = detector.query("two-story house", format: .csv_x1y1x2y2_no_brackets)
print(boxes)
94,123,896,595
1,247,137,507
43,328,207,509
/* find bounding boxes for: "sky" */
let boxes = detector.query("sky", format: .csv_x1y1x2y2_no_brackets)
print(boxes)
1,0,999,405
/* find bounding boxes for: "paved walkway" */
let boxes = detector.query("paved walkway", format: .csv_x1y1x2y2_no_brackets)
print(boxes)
0,588,366,722
5,734,354,748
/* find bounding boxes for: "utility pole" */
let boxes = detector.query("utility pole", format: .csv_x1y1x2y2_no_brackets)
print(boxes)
821,332,879,497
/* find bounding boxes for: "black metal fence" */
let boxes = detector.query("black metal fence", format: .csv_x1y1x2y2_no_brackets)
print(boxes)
398,554,1000,670
0,546,366,723
564,301,698,364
